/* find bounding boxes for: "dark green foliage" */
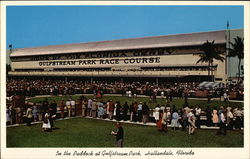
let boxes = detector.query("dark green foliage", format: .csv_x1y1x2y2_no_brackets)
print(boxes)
227,36,244,82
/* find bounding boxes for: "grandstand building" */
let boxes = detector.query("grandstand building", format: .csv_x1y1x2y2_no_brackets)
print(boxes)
8,29,244,83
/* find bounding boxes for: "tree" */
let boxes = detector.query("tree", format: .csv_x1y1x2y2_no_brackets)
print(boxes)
227,36,244,83
6,64,11,75
196,40,225,81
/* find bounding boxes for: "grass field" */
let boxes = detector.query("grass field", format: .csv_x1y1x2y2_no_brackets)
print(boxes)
28,95,243,110
7,117,243,147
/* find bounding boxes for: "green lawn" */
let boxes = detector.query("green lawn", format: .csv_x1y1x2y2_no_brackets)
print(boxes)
7,117,243,147
28,95,243,110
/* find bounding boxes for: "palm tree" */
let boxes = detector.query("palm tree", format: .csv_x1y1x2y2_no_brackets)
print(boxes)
227,36,244,83
6,64,11,75
196,40,225,81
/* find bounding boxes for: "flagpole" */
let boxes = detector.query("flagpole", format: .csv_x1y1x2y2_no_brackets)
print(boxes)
227,21,231,82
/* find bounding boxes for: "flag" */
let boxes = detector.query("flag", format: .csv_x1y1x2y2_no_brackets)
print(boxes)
227,21,229,29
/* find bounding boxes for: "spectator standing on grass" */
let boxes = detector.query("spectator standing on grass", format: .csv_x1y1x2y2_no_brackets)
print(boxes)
42,111,51,132
137,102,143,122
70,98,76,116
154,104,160,123
66,98,71,117
234,108,242,130
82,99,87,117
212,107,219,127
157,109,164,131
108,100,114,120
106,100,110,119
181,108,188,131
216,107,227,135
167,108,171,126
49,100,57,129
92,99,97,118
32,103,38,122
142,102,149,124
97,100,104,118
111,122,124,147
42,100,49,115
226,107,234,130
205,105,212,127
161,91,165,100
171,109,179,130
195,105,201,129
129,102,134,122
103,101,107,119
59,100,65,118
122,102,129,121
187,109,196,135
37,101,43,121
132,102,138,122
223,92,228,103
115,101,122,121
87,98,92,117
162,109,168,131
113,102,117,120
26,105,33,126
15,106,23,124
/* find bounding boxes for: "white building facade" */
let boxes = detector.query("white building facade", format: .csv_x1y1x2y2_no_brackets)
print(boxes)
8,29,244,83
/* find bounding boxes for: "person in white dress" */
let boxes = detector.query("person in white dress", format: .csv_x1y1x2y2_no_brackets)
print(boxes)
154,105,160,122
42,112,51,132
171,109,179,130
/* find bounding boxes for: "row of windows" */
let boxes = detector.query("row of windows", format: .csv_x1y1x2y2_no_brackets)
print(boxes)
13,66,217,72
11,46,206,62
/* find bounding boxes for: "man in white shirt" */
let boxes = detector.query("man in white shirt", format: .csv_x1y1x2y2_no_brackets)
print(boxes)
223,92,228,102
161,91,165,100
70,98,76,116
216,108,227,135
137,102,143,122
65,99,71,117
92,99,97,118
187,110,196,135
87,99,92,117
195,106,201,129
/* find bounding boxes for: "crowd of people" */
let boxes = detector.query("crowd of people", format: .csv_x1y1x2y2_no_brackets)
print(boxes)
6,94,244,135
153,104,244,135
7,79,244,100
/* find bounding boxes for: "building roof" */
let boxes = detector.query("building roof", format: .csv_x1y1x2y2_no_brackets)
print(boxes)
10,30,226,57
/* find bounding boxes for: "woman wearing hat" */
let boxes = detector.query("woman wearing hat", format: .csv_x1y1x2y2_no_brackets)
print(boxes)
171,109,179,130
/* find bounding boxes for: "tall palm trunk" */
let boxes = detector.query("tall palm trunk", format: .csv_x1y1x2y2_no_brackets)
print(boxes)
211,61,214,82
207,62,210,80
238,58,241,83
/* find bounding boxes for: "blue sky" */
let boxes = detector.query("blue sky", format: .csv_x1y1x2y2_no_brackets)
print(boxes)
7,5,244,49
